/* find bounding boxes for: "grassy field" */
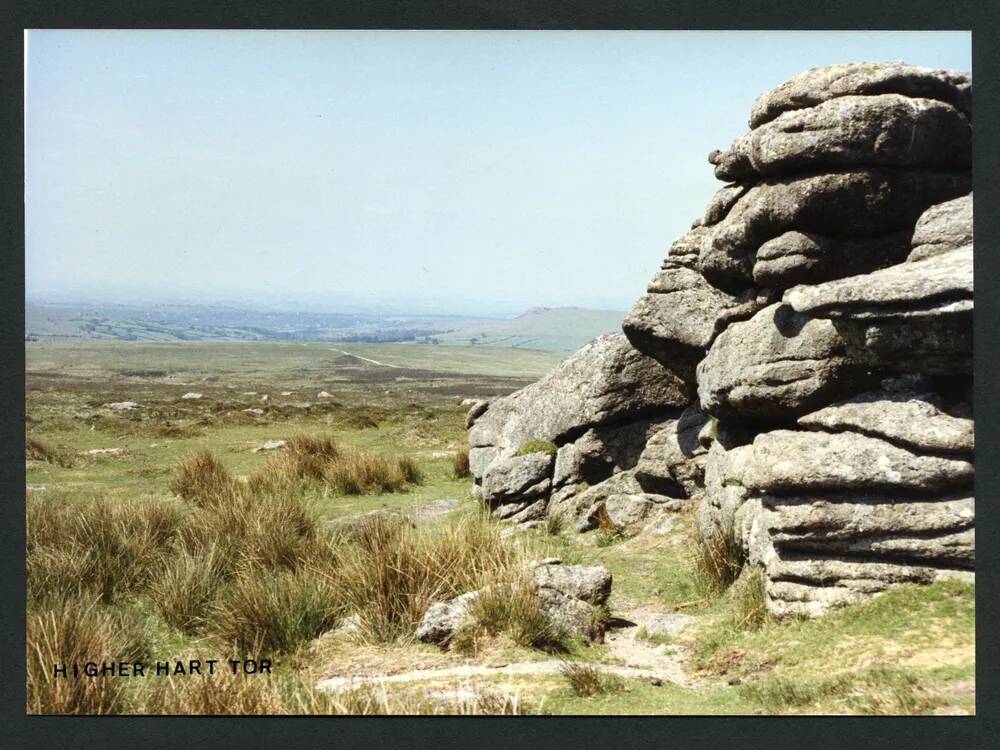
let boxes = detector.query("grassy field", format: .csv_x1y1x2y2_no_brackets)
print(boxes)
25,341,974,715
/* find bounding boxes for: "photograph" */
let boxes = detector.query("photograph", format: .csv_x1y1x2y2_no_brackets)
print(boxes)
23,29,974,716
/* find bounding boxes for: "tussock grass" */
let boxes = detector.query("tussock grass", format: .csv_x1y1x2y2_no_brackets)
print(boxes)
325,449,422,495
27,598,152,715
545,510,565,536
141,670,290,716
149,547,225,634
592,504,624,546
560,662,624,697
458,574,568,653
330,685,525,715
333,511,520,643
689,520,745,596
250,434,423,496
26,436,74,467
739,666,939,715
142,677,526,716
728,565,769,631
27,494,187,604
171,450,236,505
212,568,343,653
180,486,323,573
452,447,471,479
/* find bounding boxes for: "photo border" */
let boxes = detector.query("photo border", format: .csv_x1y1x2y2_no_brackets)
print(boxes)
2,1,997,747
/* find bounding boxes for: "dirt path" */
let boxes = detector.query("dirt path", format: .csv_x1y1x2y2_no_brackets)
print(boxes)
330,349,397,367
601,607,693,687
316,605,695,694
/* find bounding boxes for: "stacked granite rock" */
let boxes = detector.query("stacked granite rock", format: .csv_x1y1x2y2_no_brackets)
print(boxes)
621,62,974,617
467,332,695,534
466,63,974,618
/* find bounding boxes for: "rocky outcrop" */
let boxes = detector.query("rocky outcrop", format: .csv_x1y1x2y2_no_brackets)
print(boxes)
469,332,690,527
745,63,972,128
466,62,974,619
698,169,970,293
714,94,970,182
692,65,975,617
908,194,973,261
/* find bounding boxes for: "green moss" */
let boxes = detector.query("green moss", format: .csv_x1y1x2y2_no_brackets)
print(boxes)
514,439,558,457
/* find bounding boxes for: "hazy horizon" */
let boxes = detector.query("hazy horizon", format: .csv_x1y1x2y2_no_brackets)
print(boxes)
26,30,971,317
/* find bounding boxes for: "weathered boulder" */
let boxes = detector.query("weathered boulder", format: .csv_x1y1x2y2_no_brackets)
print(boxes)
747,63,972,128
469,333,687,458
698,441,754,541
577,492,688,535
468,446,500,479
697,303,869,422
702,185,750,227
785,245,973,375
624,264,774,383
785,245,972,317
641,613,697,639
465,399,490,428
532,559,612,605
765,558,973,619
699,169,970,292
908,193,973,261
105,401,143,411
752,230,911,289
416,561,614,645
634,405,712,498
547,470,640,526
742,429,974,494
797,389,974,456
481,452,553,511
762,492,975,567
551,416,671,489
415,591,480,645
713,94,971,182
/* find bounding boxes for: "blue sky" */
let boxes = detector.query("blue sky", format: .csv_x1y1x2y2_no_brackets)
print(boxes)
25,31,970,316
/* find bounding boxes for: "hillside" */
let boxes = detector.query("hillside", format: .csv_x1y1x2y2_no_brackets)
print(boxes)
431,306,626,353
25,302,496,344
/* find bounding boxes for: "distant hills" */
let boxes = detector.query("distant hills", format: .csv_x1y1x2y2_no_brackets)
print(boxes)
431,306,625,352
26,301,624,353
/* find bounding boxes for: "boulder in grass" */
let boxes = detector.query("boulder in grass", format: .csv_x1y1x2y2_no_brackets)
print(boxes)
415,591,481,645
253,439,286,452
181,392,203,400
105,401,143,411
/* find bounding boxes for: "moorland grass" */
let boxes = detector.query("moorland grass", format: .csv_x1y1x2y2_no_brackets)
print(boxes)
454,573,568,654
26,436,74,467
560,662,624,697
331,510,523,644
248,434,423,496
27,597,152,715
452,447,471,479
688,519,745,596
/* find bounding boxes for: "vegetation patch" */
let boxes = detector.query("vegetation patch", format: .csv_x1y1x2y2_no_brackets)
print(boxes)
249,434,423,496
26,436,74,467
688,520,745,596
560,662,625,697
457,574,570,654
332,511,520,643
452,447,471,479
514,439,558,457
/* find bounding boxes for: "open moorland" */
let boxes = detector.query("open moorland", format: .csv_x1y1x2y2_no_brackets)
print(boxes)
25,341,974,715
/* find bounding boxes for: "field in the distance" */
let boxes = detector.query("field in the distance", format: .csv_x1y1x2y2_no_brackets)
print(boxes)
26,341,562,516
